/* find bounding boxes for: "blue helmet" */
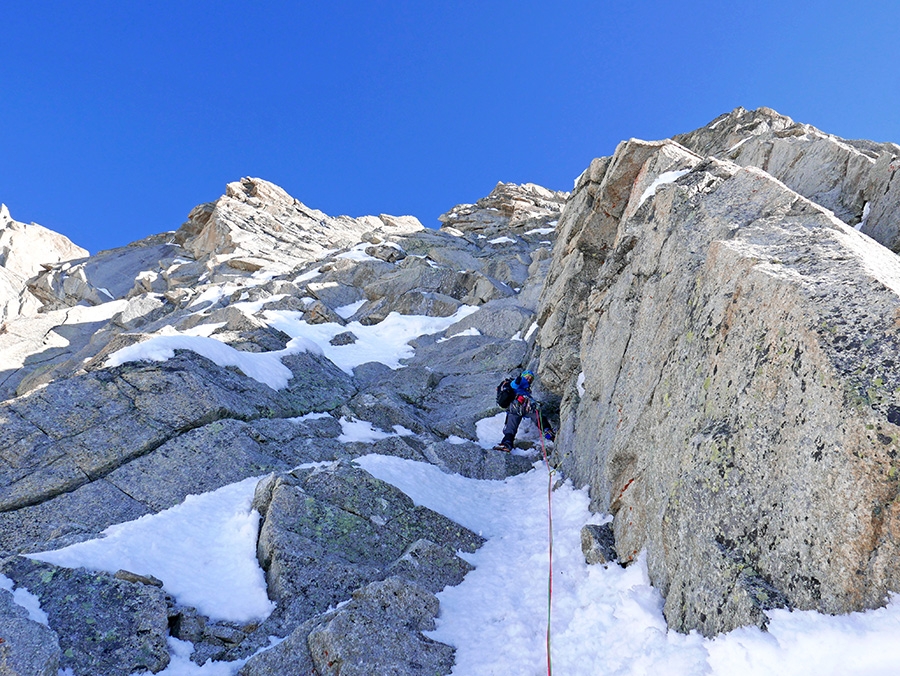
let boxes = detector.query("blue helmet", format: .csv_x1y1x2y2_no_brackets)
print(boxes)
521,369,535,382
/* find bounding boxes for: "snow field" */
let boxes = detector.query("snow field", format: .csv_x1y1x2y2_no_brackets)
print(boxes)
11,448,900,675
104,304,479,385
30,477,274,624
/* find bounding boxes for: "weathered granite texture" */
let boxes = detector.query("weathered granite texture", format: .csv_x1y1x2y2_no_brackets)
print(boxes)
675,106,900,251
1,558,170,675
252,462,483,632
539,135,900,635
0,584,60,676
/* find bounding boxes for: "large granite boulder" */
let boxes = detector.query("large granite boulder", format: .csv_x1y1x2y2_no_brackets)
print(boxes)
238,577,454,676
539,137,900,635
250,462,483,635
305,577,454,676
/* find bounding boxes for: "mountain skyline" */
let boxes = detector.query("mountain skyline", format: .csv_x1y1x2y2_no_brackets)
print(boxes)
3,1,900,254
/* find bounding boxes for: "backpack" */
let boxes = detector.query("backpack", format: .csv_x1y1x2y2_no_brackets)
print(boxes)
496,377,515,409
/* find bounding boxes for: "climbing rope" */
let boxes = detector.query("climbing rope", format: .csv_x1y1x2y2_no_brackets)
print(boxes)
537,408,554,676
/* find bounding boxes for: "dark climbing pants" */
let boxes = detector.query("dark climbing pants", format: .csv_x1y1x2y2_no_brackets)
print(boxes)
501,400,550,447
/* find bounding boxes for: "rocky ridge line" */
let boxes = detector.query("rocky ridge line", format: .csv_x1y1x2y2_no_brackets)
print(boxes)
0,178,565,674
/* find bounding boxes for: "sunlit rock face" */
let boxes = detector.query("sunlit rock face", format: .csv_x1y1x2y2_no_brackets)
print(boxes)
0,204,88,323
176,176,425,280
538,127,900,635
675,106,900,252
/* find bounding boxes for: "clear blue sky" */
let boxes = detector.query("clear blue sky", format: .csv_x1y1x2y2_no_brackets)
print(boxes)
2,1,899,254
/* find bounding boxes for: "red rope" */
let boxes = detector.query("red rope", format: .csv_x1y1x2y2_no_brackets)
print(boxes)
538,413,553,676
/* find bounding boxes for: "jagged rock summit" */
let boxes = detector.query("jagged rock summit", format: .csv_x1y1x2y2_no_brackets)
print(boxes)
675,106,900,249
178,176,425,276
0,204,88,323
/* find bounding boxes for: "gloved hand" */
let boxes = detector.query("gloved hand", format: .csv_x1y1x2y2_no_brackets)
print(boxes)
544,430,554,441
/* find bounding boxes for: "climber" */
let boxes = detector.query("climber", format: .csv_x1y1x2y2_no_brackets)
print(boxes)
494,369,555,452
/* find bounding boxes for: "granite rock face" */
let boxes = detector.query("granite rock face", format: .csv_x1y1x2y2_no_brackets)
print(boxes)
306,577,455,676
439,181,566,234
0,349,355,516
0,204,88,324
0,585,60,676
675,106,900,251
238,577,454,676
177,177,424,280
539,133,900,635
1,558,170,675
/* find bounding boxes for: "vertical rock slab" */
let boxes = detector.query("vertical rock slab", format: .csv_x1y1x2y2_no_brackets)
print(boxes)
540,140,900,635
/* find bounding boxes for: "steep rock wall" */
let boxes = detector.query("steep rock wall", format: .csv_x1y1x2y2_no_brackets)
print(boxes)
539,138,900,635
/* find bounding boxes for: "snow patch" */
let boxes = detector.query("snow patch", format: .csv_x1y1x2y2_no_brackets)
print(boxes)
335,299,366,319
287,411,333,423
855,201,871,231
0,574,49,625
638,170,691,207
337,243,379,262
262,305,478,374
475,410,546,454
29,477,274,624
727,137,750,153
337,417,409,443
293,267,322,283
438,327,481,342
104,334,310,390
232,294,288,315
